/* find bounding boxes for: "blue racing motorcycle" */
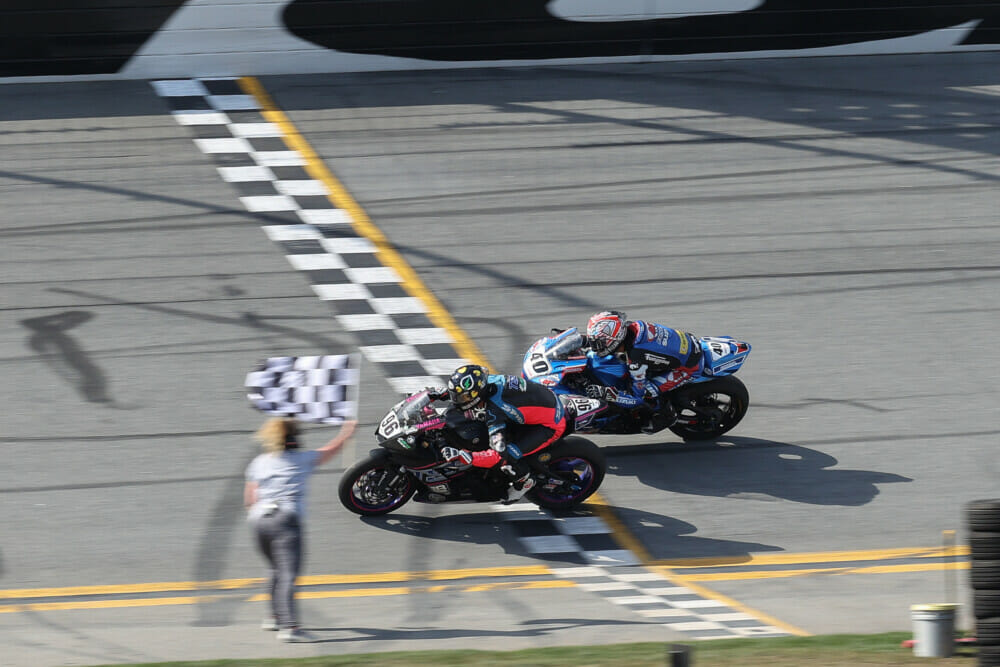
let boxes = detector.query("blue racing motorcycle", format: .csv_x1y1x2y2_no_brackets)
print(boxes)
521,328,751,440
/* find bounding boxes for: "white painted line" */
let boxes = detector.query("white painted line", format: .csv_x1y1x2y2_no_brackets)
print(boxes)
345,267,402,284
254,151,306,167
556,517,613,535
195,137,252,154
420,359,469,376
336,314,396,331
275,180,328,196
358,345,421,363
642,586,694,596
549,566,608,578
153,79,207,97
240,195,299,212
229,122,283,138
701,612,756,622
262,224,322,241
636,608,696,618
609,595,664,605
286,254,347,271
218,166,275,182
207,94,259,110
322,237,377,253
312,283,371,300
582,550,640,566
299,209,352,226
609,572,665,582
395,328,454,345
665,621,726,631
371,297,426,314
172,110,229,125
519,535,581,553
671,599,728,609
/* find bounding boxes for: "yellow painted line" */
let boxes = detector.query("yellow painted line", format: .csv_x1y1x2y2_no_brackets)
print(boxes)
0,596,201,614
656,544,969,569
298,564,552,586
237,76,488,370
585,493,652,562
675,560,970,583
0,565,555,601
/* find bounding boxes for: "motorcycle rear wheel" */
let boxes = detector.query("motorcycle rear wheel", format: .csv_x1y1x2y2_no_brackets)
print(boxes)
668,376,749,441
528,436,606,510
339,451,416,516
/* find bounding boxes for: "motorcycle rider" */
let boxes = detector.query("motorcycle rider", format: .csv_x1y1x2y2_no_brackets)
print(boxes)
428,364,570,503
583,310,704,433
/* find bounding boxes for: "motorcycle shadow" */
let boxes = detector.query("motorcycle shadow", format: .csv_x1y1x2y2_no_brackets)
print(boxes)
604,435,912,506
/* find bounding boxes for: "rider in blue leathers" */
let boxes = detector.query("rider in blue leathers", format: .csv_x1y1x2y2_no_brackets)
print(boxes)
582,311,704,432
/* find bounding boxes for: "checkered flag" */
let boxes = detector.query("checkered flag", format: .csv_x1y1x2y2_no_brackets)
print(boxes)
245,355,360,424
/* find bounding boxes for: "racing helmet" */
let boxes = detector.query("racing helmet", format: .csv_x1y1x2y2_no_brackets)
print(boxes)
447,364,490,411
586,310,628,356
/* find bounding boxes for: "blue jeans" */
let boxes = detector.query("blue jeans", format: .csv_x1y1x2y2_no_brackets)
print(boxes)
253,510,302,629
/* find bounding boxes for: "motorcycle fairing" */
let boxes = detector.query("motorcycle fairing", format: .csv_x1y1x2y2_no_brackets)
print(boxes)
697,336,751,379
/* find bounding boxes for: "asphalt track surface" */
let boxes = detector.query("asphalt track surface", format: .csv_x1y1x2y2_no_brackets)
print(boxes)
2,52,1000,665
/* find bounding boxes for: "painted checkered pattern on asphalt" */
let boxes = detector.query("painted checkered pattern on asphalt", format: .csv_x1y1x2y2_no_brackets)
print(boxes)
152,77,468,397
153,78,788,639
549,565,791,639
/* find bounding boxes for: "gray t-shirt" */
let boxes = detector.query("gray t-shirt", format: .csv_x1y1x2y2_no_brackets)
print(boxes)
245,449,321,520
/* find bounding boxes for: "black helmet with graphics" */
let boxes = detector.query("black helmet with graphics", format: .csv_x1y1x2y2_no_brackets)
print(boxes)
447,364,490,411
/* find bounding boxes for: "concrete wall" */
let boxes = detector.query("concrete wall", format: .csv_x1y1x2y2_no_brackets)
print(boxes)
4,0,1000,81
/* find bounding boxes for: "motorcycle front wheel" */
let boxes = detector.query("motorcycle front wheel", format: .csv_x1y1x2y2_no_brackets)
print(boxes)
668,375,749,441
338,451,416,516
528,436,606,510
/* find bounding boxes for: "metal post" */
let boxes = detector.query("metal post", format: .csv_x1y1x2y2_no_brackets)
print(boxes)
667,643,691,667
943,529,956,605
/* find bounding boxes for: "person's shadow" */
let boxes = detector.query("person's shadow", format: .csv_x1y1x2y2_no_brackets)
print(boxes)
605,436,912,506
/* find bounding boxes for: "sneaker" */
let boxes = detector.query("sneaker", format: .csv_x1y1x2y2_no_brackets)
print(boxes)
261,617,278,631
504,475,536,503
277,627,314,643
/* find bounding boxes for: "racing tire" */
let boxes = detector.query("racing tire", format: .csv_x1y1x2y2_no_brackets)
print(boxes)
338,450,416,517
970,532,1000,561
528,436,606,511
968,500,1000,533
981,645,1000,666
971,560,1000,590
668,375,749,441
977,619,1000,646
976,592,1000,620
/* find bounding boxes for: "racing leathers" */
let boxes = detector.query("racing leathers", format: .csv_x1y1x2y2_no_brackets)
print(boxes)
582,321,703,432
435,374,569,502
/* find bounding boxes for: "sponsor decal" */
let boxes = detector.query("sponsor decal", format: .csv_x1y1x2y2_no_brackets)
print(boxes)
678,332,690,355
502,404,524,423
644,353,671,365
507,375,526,390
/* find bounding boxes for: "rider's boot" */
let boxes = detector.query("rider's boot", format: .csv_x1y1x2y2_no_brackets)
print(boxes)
505,473,536,503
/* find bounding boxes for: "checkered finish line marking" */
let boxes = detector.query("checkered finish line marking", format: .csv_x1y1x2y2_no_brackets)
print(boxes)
151,76,485,396
495,504,802,639
151,76,804,640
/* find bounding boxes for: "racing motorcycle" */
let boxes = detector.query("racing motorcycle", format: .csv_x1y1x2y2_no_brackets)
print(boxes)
339,390,606,516
522,328,751,440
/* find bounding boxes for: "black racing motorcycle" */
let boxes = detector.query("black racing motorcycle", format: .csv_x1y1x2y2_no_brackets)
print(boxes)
339,390,606,516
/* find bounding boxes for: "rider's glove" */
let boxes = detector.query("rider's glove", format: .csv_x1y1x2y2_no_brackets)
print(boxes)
441,446,474,465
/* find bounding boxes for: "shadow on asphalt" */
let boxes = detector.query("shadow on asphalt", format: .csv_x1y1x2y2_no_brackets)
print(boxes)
305,617,657,643
359,503,782,566
603,435,912,507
